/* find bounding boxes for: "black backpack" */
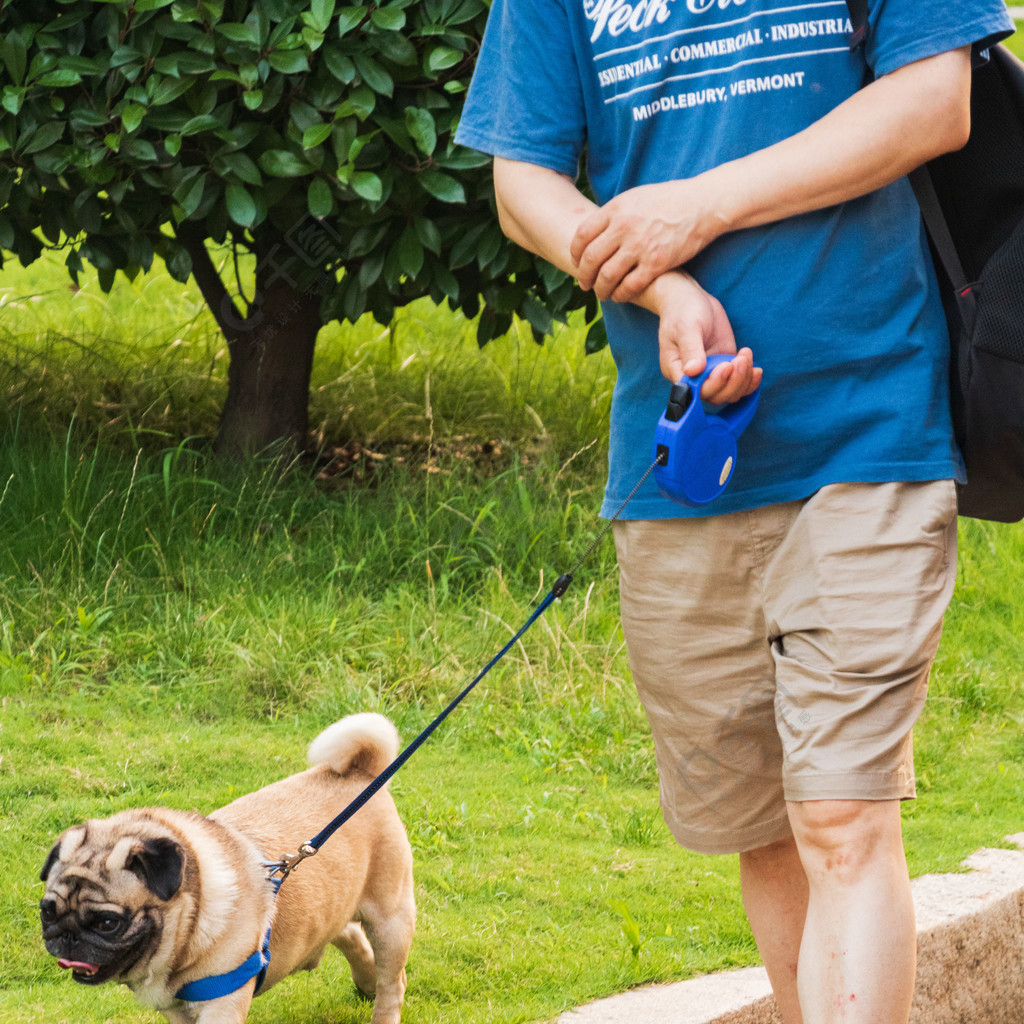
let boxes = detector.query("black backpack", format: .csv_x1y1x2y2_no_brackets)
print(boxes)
846,0,1024,522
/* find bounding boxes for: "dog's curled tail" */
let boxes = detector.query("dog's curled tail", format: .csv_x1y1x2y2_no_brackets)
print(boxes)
308,713,400,780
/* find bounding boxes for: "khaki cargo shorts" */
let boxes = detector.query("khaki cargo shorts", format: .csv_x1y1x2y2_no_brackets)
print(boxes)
613,480,958,855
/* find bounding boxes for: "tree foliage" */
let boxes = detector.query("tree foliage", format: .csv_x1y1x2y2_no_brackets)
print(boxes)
0,0,604,450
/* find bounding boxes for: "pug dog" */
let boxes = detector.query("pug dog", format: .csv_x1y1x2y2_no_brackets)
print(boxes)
40,713,415,1024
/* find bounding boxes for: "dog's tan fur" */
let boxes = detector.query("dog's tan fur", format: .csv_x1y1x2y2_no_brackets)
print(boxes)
41,714,415,1024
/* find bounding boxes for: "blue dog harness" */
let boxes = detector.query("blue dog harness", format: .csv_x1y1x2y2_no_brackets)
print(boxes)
174,876,281,1003
174,927,272,1002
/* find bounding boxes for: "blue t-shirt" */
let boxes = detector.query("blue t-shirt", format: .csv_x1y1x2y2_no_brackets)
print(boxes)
456,0,1015,518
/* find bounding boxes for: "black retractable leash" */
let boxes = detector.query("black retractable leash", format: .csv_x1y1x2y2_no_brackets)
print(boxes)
175,356,759,1004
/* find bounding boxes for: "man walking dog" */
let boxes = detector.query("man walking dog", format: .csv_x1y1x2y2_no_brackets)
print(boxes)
457,2,1014,1022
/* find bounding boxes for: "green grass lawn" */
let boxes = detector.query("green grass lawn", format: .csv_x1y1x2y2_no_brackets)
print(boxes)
1,224,1023,1024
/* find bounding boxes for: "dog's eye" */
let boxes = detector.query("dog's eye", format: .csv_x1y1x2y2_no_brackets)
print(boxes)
91,915,125,936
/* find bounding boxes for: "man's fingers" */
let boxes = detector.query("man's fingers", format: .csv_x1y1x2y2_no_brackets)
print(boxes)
699,351,762,403
659,317,708,383
576,236,626,293
592,255,639,301
610,264,659,304
570,210,609,268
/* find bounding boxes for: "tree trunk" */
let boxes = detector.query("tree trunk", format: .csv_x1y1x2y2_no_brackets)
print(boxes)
215,279,322,458
179,228,325,459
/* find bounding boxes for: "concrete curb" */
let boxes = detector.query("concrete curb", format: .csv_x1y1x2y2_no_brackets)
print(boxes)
558,834,1024,1024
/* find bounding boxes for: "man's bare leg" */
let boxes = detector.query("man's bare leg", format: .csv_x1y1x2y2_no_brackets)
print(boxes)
739,834,808,1024
788,799,916,1024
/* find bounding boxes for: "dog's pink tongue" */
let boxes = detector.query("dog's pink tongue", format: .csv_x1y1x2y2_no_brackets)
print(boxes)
58,959,99,974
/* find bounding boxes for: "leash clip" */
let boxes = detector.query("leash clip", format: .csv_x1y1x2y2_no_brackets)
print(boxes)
264,843,318,882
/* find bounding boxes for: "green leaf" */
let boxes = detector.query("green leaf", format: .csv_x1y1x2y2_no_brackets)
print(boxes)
397,225,424,278
301,25,326,50
358,250,385,288
167,52,217,75
267,49,310,74
520,293,554,336
371,7,406,30
417,169,464,204
97,265,117,294
353,54,393,96
404,107,437,157
109,45,145,69
336,85,376,120
307,0,336,32
134,0,177,11
0,33,28,85
302,123,332,150
216,22,259,44
60,56,105,75
225,183,257,227
585,315,609,354
257,149,314,177
164,134,183,157
175,174,206,218
122,138,158,162
242,90,264,111
323,46,356,83
215,152,262,186
35,68,82,88
151,76,194,106
121,103,146,134
180,114,227,136
375,30,417,66
414,216,441,255
450,221,487,268
426,45,462,73
307,177,333,218
22,122,64,155
336,6,367,37
350,171,382,202
1,87,23,116
163,242,193,282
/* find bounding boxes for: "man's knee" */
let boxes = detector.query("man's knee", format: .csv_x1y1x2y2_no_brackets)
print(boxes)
787,799,903,880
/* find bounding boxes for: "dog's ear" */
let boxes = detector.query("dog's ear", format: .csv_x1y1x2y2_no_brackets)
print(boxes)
40,842,61,882
125,838,185,901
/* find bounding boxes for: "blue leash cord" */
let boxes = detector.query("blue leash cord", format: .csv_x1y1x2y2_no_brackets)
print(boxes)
265,456,661,883
310,582,560,853
266,579,564,881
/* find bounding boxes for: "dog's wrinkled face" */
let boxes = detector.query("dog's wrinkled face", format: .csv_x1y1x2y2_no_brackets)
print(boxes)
40,822,184,986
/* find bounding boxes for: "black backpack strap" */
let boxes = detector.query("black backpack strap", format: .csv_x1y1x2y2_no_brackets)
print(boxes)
909,166,978,393
907,168,970,298
845,0,869,50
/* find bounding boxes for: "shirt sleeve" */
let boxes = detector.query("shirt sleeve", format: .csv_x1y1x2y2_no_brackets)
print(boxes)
865,0,1015,78
454,0,587,178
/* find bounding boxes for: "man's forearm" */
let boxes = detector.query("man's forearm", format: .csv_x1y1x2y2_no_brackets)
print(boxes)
572,46,973,301
493,161,596,277
697,46,973,237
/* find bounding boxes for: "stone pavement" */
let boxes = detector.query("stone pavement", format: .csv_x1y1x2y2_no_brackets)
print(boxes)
557,835,1024,1024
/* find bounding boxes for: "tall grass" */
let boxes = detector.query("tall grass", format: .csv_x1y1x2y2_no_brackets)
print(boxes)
1,253,1022,1024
